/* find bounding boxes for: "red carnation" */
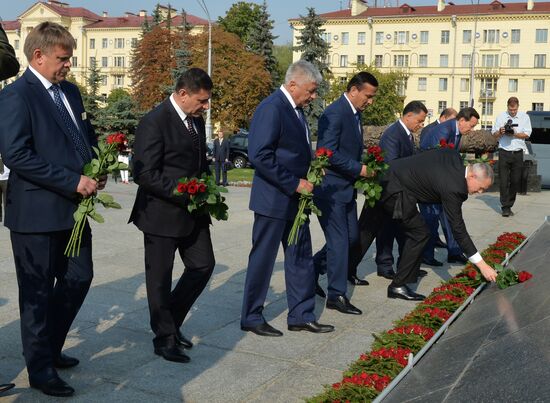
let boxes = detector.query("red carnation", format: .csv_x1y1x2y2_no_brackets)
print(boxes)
177,183,187,194
439,138,447,147
518,271,533,282
448,142,455,149
198,183,207,193
326,149,334,158
187,183,198,195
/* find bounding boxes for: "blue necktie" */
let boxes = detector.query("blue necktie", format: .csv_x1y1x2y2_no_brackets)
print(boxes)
355,112,363,135
296,107,310,143
50,85,89,163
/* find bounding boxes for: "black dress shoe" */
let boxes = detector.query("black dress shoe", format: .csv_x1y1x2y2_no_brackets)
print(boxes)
434,238,447,248
326,295,362,315
387,284,425,301
54,353,79,369
0,383,15,393
30,376,74,397
154,345,190,363
241,322,283,337
422,257,443,267
448,254,468,264
348,275,369,286
418,269,428,277
288,321,335,333
377,271,395,280
502,209,514,217
176,330,193,349
315,282,326,298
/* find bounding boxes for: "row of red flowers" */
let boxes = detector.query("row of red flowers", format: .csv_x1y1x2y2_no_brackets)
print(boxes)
307,232,530,403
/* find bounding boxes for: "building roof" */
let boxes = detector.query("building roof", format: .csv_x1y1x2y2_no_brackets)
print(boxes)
41,0,101,20
1,20,21,30
290,0,550,21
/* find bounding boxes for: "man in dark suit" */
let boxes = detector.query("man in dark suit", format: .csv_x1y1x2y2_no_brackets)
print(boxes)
241,60,334,336
418,107,458,266
213,129,230,186
420,107,480,265
0,18,20,397
351,149,498,300
130,68,214,363
0,22,100,397
374,101,427,281
312,72,378,314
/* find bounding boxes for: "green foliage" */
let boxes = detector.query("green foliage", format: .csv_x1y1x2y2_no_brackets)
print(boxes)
307,383,379,403
95,89,141,139
273,44,292,87
371,332,427,354
81,59,104,127
217,1,263,44
346,357,404,379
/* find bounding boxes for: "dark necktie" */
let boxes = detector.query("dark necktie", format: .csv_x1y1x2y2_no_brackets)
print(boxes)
185,116,200,150
454,133,460,148
50,85,89,163
355,112,363,135
296,107,310,142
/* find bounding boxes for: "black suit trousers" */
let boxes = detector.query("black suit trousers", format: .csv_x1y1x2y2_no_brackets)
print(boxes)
143,221,215,348
498,149,523,210
10,224,93,383
350,194,430,286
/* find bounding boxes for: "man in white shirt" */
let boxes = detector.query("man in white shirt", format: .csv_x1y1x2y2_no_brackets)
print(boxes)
492,97,532,217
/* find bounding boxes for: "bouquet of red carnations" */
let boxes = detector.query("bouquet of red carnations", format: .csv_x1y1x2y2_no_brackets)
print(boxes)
494,264,533,289
173,173,229,221
287,147,333,245
439,138,455,149
65,132,128,257
354,145,389,208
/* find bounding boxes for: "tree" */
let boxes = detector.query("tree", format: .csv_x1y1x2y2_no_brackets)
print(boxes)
247,1,279,89
152,3,163,26
96,89,141,141
129,25,181,111
82,59,103,127
217,2,262,45
171,9,193,86
273,44,292,87
294,7,331,134
326,65,405,126
190,27,272,130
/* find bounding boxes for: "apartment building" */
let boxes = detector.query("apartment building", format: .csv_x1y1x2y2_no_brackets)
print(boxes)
2,1,206,98
290,0,550,128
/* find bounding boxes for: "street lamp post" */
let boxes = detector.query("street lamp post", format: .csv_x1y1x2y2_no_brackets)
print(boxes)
197,0,212,141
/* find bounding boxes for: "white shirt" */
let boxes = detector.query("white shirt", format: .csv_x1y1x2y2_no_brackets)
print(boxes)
464,166,482,264
0,164,9,181
343,93,362,133
169,94,197,132
492,110,532,153
28,65,80,128
280,85,309,143
398,119,412,141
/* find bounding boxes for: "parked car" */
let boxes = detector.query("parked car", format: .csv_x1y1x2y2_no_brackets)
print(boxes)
527,111,550,188
228,131,249,169
206,142,214,164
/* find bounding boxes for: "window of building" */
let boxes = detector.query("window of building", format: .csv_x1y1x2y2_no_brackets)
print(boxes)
101,76,107,86
357,55,365,65
483,29,500,44
375,32,384,45
533,79,545,92
463,30,472,44
532,102,544,111
71,57,77,67
89,57,96,67
508,79,518,92
534,54,546,68
511,29,520,43
341,32,349,45
460,78,470,92
89,38,95,49
439,78,448,91
418,77,427,91
481,78,498,97
482,54,499,67
339,76,347,85
114,38,125,49
114,75,124,87
460,101,469,109
14,39,19,50
440,54,449,67
358,32,366,45
536,29,548,43
114,56,125,68
374,55,383,67
340,55,348,67
394,31,409,45
461,54,471,67
510,54,519,68
322,32,331,43
396,79,407,97
393,54,409,67
102,38,108,48
482,102,494,115
420,31,429,44
441,30,450,44
438,101,447,113
101,57,108,67
419,54,428,67
131,38,138,48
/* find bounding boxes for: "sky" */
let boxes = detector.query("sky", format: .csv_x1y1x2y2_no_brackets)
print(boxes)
0,0,351,44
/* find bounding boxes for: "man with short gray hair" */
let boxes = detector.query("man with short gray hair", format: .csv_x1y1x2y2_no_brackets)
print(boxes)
241,60,334,336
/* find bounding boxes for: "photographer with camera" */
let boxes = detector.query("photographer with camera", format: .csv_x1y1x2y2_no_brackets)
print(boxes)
492,97,532,217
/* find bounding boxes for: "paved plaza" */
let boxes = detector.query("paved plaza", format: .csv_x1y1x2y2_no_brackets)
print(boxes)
0,182,548,402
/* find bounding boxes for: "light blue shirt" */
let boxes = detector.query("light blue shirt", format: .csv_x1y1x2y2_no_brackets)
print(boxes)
492,110,532,153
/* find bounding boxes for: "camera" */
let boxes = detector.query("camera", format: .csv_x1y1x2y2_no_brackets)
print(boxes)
504,119,518,135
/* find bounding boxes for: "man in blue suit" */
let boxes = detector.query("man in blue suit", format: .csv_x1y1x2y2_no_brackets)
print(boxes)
373,101,427,281
241,61,334,336
0,22,100,397
419,107,480,265
312,72,378,314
